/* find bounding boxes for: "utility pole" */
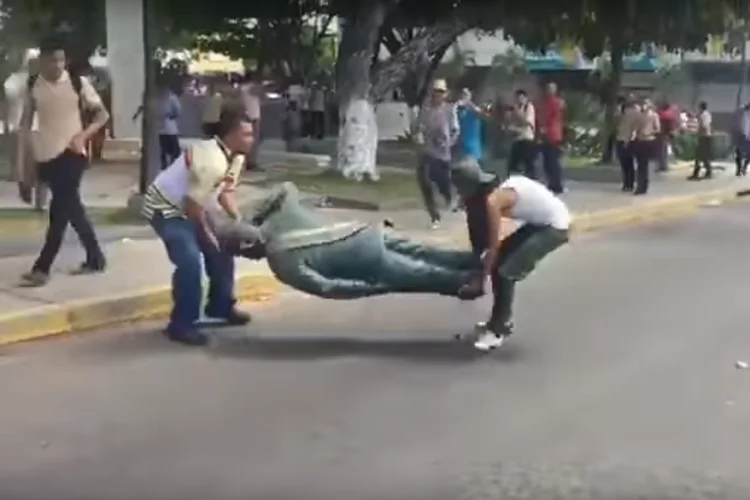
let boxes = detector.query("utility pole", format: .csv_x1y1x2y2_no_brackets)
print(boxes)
139,0,160,194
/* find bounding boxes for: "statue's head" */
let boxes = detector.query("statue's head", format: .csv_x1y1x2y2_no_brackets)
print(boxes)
450,157,497,199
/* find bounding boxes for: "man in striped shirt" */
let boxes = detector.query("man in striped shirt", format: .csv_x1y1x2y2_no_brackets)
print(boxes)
142,105,256,346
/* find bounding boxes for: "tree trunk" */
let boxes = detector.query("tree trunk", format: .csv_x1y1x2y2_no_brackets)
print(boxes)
601,35,625,164
334,2,393,180
737,34,747,111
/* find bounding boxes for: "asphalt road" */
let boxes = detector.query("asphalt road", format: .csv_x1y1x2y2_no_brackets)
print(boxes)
2,203,750,499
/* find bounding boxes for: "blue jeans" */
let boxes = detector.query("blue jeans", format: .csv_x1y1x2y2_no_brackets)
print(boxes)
150,213,236,333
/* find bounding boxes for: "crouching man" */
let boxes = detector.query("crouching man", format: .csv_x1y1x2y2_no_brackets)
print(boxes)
452,158,571,351
142,105,257,346
211,181,485,300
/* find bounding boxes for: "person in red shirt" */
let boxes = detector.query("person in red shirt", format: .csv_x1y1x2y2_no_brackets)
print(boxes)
656,99,678,172
537,82,565,194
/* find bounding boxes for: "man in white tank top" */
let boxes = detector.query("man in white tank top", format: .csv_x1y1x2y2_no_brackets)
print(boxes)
452,158,571,351
141,105,258,346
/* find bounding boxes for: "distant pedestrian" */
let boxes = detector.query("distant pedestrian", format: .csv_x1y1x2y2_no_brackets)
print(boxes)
506,89,537,179
202,84,222,138
16,35,110,287
537,81,565,193
656,99,678,172
631,98,660,195
688,101,713,180
456,88,486,163
309,85,326,139
282,100,302,151
735,103,750,176
157,80,182,170
241,77,262,170
616,95,640,192
415,79,459,228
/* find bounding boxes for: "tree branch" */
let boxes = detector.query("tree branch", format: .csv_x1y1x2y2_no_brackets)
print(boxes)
370,17,467,102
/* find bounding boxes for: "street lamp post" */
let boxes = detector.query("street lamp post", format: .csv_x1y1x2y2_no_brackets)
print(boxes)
139,0,160,194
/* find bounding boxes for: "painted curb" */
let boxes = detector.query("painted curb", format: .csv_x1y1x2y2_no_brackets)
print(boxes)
0,187,742,348
0,274,281,347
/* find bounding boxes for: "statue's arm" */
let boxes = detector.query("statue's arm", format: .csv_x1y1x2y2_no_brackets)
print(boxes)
293,263,387,299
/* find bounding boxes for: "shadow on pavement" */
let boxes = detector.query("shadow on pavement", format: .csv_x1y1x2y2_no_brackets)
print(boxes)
208,334,526,364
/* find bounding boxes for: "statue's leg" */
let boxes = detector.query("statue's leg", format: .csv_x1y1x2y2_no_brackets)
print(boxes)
383,234,479,271
376,244,476,297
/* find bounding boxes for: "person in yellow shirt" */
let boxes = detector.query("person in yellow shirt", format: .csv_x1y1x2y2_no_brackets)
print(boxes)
142,104,256,345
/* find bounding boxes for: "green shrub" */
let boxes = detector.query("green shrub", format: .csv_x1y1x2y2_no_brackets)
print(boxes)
672,132,732,161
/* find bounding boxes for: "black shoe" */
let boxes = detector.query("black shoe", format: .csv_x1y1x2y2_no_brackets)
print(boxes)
204,307,252,326
633,189,647,195
164,329,208,346
70,260,106,276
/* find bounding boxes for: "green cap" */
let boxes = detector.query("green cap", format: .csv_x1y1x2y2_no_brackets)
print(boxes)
450,157,497,197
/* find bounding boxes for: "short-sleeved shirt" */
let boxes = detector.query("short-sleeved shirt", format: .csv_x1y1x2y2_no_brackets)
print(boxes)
159,91,181,136
142,138,245,220
27,70,106,162
418,102,459,162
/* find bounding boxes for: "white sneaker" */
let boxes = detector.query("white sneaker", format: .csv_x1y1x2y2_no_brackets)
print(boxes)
431,220,440,230
473,331,505,351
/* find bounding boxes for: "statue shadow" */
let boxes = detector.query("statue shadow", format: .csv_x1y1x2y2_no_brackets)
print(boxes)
208,334,525,364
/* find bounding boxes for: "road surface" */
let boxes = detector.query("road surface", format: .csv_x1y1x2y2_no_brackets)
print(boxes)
2,203,750,499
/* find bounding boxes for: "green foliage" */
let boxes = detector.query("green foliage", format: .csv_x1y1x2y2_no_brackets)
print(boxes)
672,132,733,161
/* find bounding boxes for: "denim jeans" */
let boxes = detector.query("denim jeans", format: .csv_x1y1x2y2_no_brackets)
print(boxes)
150,213,236,333
416,154,453,222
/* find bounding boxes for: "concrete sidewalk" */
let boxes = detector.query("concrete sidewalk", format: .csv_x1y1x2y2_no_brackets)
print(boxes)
0,173,748,348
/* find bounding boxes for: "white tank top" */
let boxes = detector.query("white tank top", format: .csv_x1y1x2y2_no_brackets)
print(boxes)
500,175,571,229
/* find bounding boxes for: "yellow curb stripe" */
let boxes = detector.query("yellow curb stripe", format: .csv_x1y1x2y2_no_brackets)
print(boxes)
0,273,281,347
0,187,742,348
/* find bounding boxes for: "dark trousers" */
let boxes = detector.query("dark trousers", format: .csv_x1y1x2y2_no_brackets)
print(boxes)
736,138,750,176
540,141,564,193
488,224,569,330
416,154,453,222
691,135,713,178
310,111,325,139
32,151,104,274
150,213,237,334
631,139,655,194
158,134,181,170
617,140,635,189
507,139,537,178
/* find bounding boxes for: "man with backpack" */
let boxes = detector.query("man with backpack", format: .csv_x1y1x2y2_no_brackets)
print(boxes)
15,36,110,287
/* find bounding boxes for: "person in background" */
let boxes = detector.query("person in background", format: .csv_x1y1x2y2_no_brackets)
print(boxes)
201,83,222,138
655,99,678,172
282,100,302,151
241,76,262,170
157,78,182,170
631,98,660,195
5,51,46,211
415,78,459,229
16,35,110,287
141,105,255,346
309,84,326,139
616,95,640,192
455,88,486,163
688,101,713,180
537,81,565,194
604,95,626,164
735,103,750,177
506,89,537,179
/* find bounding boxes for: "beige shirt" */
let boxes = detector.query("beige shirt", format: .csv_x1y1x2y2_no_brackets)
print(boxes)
636,109,660,141
697,110,712,136
616,106,640,142
511,102,535,141
142,139,245,220
25,71,106,162
203,93,223,123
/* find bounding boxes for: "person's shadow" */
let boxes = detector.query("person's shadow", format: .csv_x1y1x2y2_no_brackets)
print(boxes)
207,331,525,364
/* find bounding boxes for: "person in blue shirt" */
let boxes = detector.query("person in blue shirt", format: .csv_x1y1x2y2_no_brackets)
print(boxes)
456,88,487,163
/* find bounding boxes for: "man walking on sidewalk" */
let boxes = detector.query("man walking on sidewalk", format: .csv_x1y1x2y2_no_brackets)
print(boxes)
142,105,255,346
16,36,110,287
688,101,713,180
415,79,459,229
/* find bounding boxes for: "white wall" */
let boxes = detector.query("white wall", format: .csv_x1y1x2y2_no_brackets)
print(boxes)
105,0,144,140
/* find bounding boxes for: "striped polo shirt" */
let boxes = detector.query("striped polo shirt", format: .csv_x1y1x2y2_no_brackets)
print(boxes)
142,138,245,220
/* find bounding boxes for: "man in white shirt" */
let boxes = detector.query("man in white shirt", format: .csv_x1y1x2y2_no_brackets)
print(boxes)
241,77,262,170
506,88,537,178
452,158,570,351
